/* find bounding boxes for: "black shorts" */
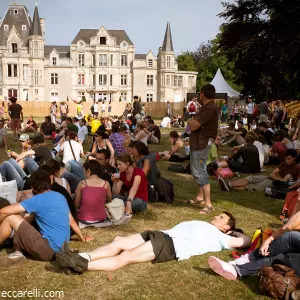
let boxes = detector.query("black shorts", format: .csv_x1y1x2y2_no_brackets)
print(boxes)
140,231,177,263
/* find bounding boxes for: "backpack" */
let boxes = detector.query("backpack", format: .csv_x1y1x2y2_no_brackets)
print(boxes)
189,101,196,113
168,164,187,173
259,264,300,299
206,162,219,176
154,177,174,204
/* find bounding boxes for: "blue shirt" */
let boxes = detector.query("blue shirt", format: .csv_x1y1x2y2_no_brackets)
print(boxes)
20,191,70,252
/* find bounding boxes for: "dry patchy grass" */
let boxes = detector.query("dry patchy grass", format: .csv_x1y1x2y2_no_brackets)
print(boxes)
0,130,282,300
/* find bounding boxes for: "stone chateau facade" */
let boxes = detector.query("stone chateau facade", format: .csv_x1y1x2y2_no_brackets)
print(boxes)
0,3,197,102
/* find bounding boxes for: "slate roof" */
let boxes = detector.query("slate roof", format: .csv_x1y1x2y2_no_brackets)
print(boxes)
71,29,134,46
135,54,147,60
29,5,42,36
44,45,70,58
161,22,174,52
0,4,32,47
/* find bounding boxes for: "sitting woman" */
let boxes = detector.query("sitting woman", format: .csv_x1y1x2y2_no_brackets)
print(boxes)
134,123,148,145
132,141,159,200
75,160,112,227
112,153,148,214
160,131,187,162
46,159,71,195
90,129,115,163
15,133,53,174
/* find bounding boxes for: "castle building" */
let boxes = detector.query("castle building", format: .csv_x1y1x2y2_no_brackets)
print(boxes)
0,3,197,102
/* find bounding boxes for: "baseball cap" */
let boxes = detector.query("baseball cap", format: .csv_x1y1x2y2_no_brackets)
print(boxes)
133,95,139,99
19,134,30,142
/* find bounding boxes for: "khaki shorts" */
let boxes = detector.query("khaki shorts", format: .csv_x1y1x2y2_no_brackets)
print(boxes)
246,175,272,191
13,221,55,261
10,118,21,130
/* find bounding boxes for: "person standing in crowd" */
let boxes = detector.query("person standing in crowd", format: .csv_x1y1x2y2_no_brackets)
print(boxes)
246,97,254,130
60,102,68,118
274,100,287,130
50,101,57,124
92,100,99,119
101,101,106,117
166,101,172,118
259,97,269,122
221,102,228,123
188,84,218,215
133,96,141,116
8,97,23,141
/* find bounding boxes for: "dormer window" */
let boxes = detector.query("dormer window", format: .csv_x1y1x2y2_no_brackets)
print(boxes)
14,9,18,15
52,57,57,66
4,25,9,31
148,59,153,68
22,25,26,31
12,43,18,54
100,37,106,45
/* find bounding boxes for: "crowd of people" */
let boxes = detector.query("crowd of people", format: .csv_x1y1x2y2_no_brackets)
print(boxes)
0,90,300,297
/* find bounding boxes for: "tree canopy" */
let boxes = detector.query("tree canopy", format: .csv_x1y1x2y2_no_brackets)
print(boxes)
219,0,300,100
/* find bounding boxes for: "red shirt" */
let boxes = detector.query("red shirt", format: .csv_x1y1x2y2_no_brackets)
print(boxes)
272,142,287,162
120,167,148,202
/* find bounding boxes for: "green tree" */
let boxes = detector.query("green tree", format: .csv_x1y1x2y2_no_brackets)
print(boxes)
219,0,300,100
177,54,196,71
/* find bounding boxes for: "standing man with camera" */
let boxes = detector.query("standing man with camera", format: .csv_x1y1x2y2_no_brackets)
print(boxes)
188,84,218,215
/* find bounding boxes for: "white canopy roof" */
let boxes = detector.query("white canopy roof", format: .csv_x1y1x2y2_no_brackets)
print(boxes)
210,68,240,98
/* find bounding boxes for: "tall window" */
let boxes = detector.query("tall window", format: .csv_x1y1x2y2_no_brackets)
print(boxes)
110,54,113,66
8,64,17,78
52,57,57,66
23,65,28,82
34,70,39,85
99,74,107,86
148,59,153,68
78,54,85,67
146,93,153,102
147,75,154,87
34,41,38,57
110,74,113,86
121,75,127,86
121,55,128,67
12,43,18,54
100,37,106,45
78,74,85,85
78,92,85,101
92,54,96,67
34,89,38,95
167,56,171,68
174,75,178,86
166,75,170,86
92,74,96,86
161,75,165,87
99,54,108,66
121,92,127,101
178,76,183,86
51,73,58,85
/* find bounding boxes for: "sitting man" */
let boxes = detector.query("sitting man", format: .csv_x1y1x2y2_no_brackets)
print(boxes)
227,134,261,174
148,119,161,144
40,116,56,140
219,149,300,192
55,212,251,273
223,120,247,146
24,116,38,133
269,132,288,164
208,196,300,281
259,122,274,146
0,169,86,266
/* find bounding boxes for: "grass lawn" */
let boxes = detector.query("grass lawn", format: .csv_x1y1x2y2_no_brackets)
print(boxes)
0,128,283,300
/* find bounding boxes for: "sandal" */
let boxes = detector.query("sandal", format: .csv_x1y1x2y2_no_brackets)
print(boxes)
199,206,215,215
185,198,205,205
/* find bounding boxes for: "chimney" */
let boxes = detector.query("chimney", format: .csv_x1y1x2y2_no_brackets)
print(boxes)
40,18,45,37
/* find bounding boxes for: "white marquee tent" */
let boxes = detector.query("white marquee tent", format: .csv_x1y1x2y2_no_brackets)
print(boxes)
210,68,240,98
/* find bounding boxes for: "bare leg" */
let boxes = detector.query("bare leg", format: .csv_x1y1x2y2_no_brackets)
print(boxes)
291,201,300,217
202,183,211,207
0,215,25,244
196,186,204,201
88,241,155,271
88,234,145,261
226,135,236,144
229,178,249,188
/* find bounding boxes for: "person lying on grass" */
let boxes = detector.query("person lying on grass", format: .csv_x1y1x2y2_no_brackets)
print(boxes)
55,212,251,274
208,194,300,281
0,169,91,267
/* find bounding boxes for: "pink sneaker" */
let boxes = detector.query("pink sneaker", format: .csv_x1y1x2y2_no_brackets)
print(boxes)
208,256,238,280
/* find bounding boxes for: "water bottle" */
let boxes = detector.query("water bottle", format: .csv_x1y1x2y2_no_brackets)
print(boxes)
148,185,157,202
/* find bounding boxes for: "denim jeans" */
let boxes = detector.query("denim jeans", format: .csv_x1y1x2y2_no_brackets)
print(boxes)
0,160,26,190
190,145,211,186
115,196,147,213
61,170,81,193
236,232,300,277
23,156,39,174
68,160,85,181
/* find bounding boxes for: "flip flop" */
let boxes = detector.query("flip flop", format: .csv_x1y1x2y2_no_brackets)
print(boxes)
199,206,215,215
185,199,205,205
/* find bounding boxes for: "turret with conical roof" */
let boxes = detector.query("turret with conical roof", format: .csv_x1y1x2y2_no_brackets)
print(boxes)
29,4,44,58
161,22,174,52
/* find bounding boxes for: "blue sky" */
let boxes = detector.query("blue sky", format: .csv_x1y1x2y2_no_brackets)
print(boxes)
0,0,226,54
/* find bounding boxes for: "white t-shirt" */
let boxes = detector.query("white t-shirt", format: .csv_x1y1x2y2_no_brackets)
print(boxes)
60,140,83,164
162,221,233,261
93,104,99,113
101,104,106,111
253,141,264,168
247,103,254,114
262,144,270,164
161,117,171,128
78,125,88,142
